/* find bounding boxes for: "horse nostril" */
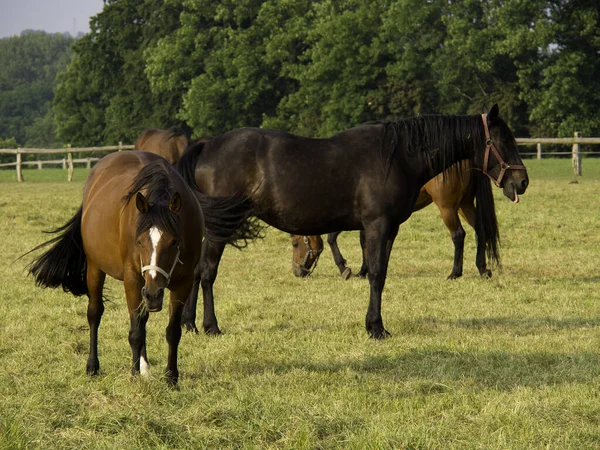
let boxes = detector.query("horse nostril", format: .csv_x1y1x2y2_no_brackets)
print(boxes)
521,179,529,190
141,287,147,298
157,288,164,298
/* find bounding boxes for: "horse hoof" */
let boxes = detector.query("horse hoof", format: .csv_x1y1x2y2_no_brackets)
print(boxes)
355,271,367,279
367,327,391,340
86,359,100,376
182,321,199,334
204,325,222,336
342,267,352,280
481,270,492,279
447,273,462,280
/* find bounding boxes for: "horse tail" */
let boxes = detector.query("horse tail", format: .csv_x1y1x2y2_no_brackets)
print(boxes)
176,140,265,249
473,170,500,266
28,206,89,296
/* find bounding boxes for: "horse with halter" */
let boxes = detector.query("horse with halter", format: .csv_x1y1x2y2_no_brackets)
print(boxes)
27,151,251,385
134,127,190,166
177,104,528,339
291,159,502,280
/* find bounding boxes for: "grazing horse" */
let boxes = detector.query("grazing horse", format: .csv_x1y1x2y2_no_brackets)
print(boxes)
28,152,213,385
134,127,190,166
292,160,500,280
177,105,528,338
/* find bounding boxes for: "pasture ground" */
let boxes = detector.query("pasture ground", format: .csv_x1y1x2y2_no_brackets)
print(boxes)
1,159,599,449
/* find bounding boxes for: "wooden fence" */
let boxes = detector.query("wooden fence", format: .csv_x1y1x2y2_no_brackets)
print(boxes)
1,134,599,182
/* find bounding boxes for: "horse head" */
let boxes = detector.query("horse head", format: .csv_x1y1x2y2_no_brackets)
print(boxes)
135,191,183,312
480,104,529,202
291,235,324,277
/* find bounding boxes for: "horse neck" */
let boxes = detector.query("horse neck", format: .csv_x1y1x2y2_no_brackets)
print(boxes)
396,115,482,186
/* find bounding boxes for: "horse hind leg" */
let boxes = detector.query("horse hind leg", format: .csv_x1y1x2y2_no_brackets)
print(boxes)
459,202,491,279
356,230,368,278
86,262,105,376
181,238,226,335
440,207,466,280
327,231,352,279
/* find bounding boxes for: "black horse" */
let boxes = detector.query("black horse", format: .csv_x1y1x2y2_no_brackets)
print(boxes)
177,105,528,339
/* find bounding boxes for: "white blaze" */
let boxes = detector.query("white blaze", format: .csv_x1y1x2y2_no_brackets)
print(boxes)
148,226,163,279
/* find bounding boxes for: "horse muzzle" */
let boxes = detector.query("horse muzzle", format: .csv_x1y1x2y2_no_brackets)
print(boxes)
141,287,164,312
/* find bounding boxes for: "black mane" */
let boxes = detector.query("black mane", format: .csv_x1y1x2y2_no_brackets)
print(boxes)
382,114,487,181
122,159,181,239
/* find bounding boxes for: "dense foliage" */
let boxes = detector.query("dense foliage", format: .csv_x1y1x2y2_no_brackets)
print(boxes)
0,32,74,147
2,1,599,146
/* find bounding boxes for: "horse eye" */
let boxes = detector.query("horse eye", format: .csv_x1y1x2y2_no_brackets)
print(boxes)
292,241,299,248
136,240,142,247
171,240,178,248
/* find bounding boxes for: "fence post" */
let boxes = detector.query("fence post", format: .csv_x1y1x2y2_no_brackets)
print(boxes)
16,152,23,182
536,142,542,159
37,161,42,169
572,132,582,176
86,158,91,169
67,144,74,182
119,141,123,152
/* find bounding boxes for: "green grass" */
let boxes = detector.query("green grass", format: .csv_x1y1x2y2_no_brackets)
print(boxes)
1,159,600,449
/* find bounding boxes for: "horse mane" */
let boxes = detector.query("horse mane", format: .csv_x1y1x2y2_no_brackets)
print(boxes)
167,126,190,143
122,159,182,239
381,114,487,182
472,170,500,266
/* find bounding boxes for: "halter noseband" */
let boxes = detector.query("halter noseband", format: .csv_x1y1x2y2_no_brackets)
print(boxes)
141,246,183,284
481,113,527,187
291,236,323,276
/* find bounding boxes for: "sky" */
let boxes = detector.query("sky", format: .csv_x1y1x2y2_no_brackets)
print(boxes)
0,0,105,38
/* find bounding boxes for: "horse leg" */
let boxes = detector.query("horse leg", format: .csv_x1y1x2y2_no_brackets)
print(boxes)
364,219,396,339
459,201,491,278
164,281,191,386
86,262,105,376
124,273,149,377
197,239,226,335
356,230,368,278
327,231,352,279
439,207,466,279
181,261,201,333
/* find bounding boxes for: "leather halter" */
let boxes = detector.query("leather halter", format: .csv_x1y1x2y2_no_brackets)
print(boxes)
481,113,527,187
291,236,323,276
141,246,183,284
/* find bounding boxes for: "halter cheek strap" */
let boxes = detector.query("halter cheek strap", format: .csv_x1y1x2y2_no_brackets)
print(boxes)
481,113,527,187
141,247,183,284
291,236,323,276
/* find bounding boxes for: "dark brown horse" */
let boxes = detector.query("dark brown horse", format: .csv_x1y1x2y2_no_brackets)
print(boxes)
134,127,190,166
292,160,500,280
28,152,210,385
177,105,528,339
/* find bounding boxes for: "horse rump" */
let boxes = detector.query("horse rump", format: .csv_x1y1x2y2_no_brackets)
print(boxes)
27,206,88,296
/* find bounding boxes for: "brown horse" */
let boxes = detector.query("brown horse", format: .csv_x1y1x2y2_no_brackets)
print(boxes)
28,152,205,385
134,127,190,166
292,160,500,280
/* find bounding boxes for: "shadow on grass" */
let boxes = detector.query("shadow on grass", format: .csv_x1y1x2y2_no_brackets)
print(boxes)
214,347,600,392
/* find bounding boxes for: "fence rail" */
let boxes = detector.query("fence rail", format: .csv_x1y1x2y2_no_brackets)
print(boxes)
1,134,599,182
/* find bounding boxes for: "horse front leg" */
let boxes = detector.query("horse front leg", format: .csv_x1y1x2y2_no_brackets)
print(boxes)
165,280,191,386
86,262,105,376
364,219,397,339
124,272,148,377
327,231,352,279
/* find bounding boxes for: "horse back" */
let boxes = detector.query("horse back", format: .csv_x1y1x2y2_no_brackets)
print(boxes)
134,128,190,165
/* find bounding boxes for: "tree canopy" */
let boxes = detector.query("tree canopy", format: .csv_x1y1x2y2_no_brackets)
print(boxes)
4,0,599,146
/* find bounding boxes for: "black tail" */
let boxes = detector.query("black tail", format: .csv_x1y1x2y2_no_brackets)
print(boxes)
27,206,88,296
177,140,265,249
473,171,500,266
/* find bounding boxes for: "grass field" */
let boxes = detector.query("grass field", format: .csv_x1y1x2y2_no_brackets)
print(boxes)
1,159,599,449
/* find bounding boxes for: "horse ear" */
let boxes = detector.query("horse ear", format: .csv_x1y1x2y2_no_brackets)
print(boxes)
489,103,499,118
169,192,181,214
136,192,149,213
